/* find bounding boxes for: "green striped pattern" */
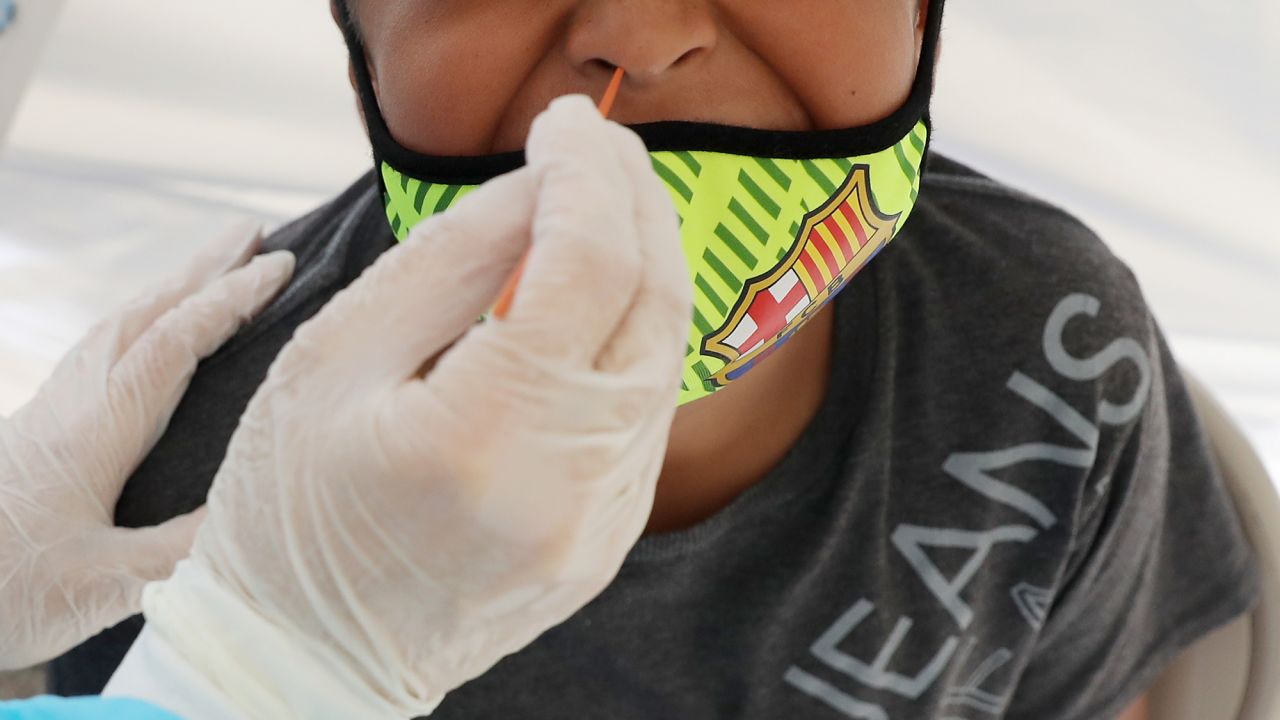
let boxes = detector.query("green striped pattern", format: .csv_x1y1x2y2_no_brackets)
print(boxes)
894,125,928,202
380,121,929,403
382,164,476,240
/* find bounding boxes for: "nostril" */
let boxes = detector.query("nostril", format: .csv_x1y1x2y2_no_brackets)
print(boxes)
672,46,704,68
589,58,621,74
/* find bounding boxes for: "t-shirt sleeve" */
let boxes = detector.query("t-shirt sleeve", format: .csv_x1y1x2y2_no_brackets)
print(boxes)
1004,295,1259,720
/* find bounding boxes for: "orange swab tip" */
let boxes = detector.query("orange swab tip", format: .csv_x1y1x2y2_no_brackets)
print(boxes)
598,66,625,119
491,256,527,319
492,68,625,320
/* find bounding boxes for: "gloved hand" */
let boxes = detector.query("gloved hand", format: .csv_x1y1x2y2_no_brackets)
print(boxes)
0,228,294,671
141,96,692,718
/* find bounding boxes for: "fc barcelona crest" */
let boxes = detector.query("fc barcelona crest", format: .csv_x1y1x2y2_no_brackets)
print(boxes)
702,165,901,386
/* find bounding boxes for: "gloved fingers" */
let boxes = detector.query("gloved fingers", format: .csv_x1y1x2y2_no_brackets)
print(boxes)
102,222,265,363
593,122,693,382
501,95,645,367
40,224,264,395
392,323,672,492
107,251,294,466
66,507,207,645
403,120,683,455
274,169,536,384
114,507,208,593
559,414,669,580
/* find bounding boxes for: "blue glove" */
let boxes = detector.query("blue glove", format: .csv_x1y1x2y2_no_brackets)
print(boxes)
0,696,181,720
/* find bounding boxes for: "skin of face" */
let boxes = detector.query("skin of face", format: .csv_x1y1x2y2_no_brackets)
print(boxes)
346,0,927,153
336,0,928,534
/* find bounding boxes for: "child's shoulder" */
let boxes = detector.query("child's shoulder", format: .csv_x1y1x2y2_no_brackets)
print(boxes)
895,154,1152,342
259,171,385,264
915,154,1127,274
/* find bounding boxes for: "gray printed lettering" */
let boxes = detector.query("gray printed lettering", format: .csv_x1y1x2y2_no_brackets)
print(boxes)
1094,475,1112,497
893,525,1039,628
784,666,889,720
781,292,1154,715
1006,372,1099,451
942,443,1093,529
809,599,960,699
1009,582,1054,630
1042,293,1152,426
943,641,1015,715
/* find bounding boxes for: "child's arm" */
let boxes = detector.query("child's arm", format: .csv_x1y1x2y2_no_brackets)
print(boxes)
1116,696,1148,720
1002,267,1257,718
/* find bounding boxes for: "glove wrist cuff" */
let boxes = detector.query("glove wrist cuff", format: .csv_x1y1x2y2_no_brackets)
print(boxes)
142,560,444,719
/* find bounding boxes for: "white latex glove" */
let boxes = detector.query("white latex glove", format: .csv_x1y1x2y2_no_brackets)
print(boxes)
140,96,692,719
0,228,295,671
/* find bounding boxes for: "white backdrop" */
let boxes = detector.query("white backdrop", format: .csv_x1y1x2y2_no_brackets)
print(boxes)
1,0,1277,469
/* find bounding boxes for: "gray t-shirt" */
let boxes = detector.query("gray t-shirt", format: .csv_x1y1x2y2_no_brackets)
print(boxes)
52,155,1258,720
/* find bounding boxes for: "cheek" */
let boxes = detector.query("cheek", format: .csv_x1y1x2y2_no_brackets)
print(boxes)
371,9,561,155
726,1,921,129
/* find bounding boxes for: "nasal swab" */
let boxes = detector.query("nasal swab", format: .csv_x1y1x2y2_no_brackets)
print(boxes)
492,67,626,320
597,65,625,118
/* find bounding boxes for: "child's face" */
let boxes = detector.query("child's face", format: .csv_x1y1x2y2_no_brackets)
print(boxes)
345,0,929,157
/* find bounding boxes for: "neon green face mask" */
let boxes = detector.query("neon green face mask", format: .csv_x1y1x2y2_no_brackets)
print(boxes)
339,3,944,406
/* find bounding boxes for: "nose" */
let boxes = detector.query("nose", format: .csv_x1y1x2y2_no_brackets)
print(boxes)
565,0,718,84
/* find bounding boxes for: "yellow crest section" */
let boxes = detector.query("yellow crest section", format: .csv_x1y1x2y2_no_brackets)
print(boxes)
702,165,900,386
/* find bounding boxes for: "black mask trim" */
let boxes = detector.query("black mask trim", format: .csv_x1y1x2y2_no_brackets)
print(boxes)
337,0,946,186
